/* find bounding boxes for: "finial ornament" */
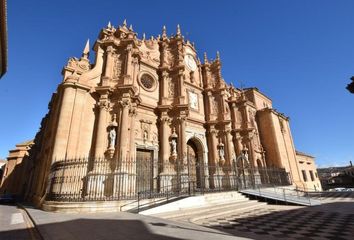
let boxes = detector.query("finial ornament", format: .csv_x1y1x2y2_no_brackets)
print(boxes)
142,33,146,40
129,24,133,31
107,21,112,29
216,51,220,60
82,39,90,58
176,24,181,36
123,19,127,27
162,25,167,38
204,52,208,63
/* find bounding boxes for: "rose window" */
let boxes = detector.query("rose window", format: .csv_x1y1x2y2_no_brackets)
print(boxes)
140,74,154,89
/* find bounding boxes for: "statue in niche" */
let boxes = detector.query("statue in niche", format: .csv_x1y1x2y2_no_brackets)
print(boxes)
143,130,148,141
171,139,177,156
219,146,225,161
109,128,116,149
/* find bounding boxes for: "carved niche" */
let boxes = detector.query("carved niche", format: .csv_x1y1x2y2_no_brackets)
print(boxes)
113,53,123,80
140,119,153,141
168,78,175,98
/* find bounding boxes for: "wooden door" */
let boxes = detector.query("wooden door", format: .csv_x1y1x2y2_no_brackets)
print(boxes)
136,149,153,194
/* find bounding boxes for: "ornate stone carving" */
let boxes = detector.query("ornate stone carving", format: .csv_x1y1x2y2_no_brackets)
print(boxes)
168,79,175,97
212,98,219,115
188,91,198,110
66,57,91,73
97,99,109,110
140,119,152,141
119,99,131,108
113,54,122,79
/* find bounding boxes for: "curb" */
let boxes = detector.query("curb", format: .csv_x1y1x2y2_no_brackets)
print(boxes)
17,203,44,240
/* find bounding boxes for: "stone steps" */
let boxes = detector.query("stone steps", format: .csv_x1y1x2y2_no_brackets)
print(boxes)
140,191,247,215
158,200,264,222
142,191,266,223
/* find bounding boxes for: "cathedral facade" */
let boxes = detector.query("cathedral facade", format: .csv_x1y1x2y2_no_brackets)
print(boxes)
20,21,320,208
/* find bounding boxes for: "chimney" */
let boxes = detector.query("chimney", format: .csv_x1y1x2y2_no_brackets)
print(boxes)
350,161,353,167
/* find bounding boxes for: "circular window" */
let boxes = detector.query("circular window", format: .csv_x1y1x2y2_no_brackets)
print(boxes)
139,73,157,91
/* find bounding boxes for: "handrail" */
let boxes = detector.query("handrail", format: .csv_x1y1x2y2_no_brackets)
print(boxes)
134,180,197,213
252,185,320,206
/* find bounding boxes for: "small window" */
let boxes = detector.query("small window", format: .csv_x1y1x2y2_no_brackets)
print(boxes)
302,170,308,182
309,170,315,181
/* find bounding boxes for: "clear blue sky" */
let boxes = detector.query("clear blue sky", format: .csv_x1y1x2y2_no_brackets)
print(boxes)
0,0,353,167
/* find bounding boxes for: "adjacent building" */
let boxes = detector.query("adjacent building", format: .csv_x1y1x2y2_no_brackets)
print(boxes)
0,140,33,196
296,151,322,191
318,162,354,190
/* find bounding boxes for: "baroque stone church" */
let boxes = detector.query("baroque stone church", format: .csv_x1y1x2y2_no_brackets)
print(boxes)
11,21,321,209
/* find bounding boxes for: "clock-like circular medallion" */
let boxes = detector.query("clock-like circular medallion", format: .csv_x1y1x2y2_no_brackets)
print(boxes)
184,54,197,71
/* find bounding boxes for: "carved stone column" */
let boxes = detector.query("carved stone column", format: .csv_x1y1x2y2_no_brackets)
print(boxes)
129,105,137,162
159,115,173,191
209,127,219,166
225,129,234,165
177,69,185,104
123,44,132,84
102,46,115,85
177,116,187,164
117,98,131,163
230,102,238,129
52,86,76,161
161,70,169,105
233,131,243,157
160,115,171,172
94,94,109,159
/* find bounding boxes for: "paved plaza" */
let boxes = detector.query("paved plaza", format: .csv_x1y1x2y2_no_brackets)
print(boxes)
197,204,354,240
1,195,354,239
155,196,354,240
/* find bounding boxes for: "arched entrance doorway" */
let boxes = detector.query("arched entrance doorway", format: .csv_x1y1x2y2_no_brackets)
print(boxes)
187,139,202,189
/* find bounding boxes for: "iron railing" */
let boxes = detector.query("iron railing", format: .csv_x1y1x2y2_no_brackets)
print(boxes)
46,157,291,202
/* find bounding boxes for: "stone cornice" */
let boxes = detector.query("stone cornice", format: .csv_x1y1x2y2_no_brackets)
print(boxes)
184,81,203,91
258,107,290,120
60,81,91,92
186,117,205,126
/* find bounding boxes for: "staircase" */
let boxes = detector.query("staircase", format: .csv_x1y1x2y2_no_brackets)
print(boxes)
140,191,266,223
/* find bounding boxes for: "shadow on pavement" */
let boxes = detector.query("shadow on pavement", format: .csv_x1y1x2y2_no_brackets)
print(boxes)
202,201,354,240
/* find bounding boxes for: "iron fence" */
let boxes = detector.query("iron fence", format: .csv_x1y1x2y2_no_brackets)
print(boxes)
46,157,291,202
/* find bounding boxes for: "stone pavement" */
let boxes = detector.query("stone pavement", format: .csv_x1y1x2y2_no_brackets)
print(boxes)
23,206,249,240
6,196,354,240
0,204,39,240
153,196,354,240
196,204,354,240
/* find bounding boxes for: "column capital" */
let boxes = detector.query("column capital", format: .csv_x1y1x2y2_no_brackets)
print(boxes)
97,98,109,110
160,116,171,124
106,45,115,54
126,43,133,52
178,68,185,77
176,116,187,123
129,106,137,117
208,129,218,135
119,98,131,108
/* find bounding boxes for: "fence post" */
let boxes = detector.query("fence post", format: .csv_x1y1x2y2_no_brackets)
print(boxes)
137,191,140,213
